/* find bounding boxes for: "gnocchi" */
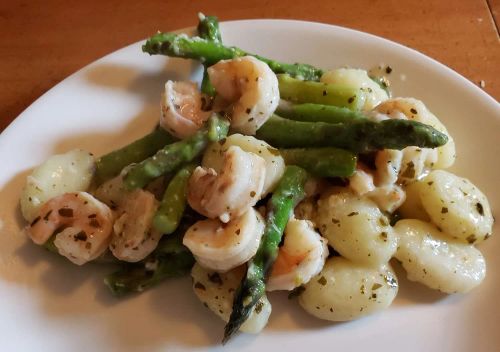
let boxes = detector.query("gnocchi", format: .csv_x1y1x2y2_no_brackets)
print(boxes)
398,180,431,222
191,263,272,333
20,149,95,222
299,257,398,321
317,188,397,266
321,68,389,110
395,219,486,293
419,170,493,244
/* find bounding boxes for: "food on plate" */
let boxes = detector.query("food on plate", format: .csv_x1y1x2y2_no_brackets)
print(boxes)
394,219,486,293
299,257,398,321
18,13,494,343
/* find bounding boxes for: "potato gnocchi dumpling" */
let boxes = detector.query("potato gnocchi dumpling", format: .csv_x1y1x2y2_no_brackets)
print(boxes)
321,68,389,110
317,188,397,266
419,170,493,244
191,263,272,333
398,180,431,222
298,257,398,321
395,219,486,293
20,149,95,222
202,133,285,196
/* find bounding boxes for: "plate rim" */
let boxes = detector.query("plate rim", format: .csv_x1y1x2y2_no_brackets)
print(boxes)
0,18,498,350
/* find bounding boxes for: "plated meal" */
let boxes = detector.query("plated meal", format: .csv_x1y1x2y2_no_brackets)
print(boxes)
17,14,494,343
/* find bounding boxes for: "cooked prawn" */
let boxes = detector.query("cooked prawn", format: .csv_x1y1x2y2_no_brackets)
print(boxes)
26,192,114,265
188,145,266,223
110,189,161,262
183,207,265,272
160,81,212,138
208,56,279,135
267,218,328,291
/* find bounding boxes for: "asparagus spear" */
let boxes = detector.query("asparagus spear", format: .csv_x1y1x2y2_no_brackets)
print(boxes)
278,74,364,110
197,14,222,43
153,163,196,234
124,114,229,190
280,147,357,177
223,166,307,342
142,33,323,81
197,14,222,96
277,102,366,124
256,115,448,153
95,128,176,186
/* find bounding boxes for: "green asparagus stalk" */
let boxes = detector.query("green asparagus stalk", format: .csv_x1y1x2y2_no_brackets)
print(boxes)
277,102,366,124
124,114,229,190
278,74,364,110
94,128,176,185
197,14,222,43
142,32,323,81
223,166,308,342
280,147,357,177
256,115,448,153
153,163,196,234
197,14,222,96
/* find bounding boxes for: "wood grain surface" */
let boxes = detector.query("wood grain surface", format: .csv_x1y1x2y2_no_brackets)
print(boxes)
0,0,498,132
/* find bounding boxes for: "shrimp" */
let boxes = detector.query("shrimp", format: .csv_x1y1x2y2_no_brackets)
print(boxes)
202,134,285,197
26,192,114,265
160,81,212,138
110,189,162,262
267,218,328,291
208,56,279,135
183,207,265,272
188,145,266,223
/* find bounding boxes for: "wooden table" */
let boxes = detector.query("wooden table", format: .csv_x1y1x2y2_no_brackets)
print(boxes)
1,0,498,132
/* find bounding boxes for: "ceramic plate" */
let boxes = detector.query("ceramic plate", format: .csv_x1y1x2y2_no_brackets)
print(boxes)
0,20,499,352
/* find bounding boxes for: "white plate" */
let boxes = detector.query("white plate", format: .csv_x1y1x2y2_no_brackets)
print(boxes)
0,20,499,352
